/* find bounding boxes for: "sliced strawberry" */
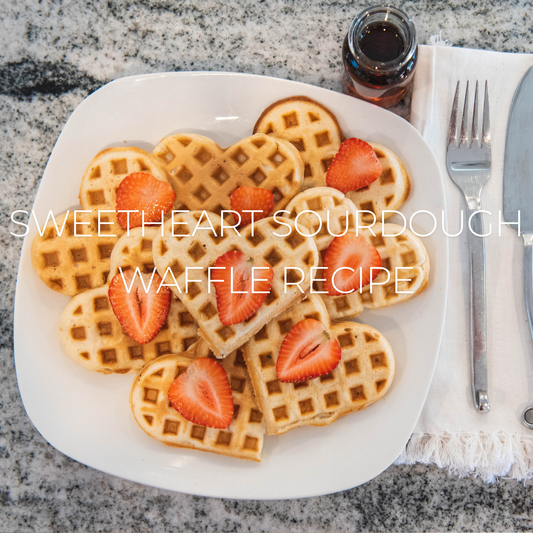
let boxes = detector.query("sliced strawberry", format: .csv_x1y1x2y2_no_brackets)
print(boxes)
326,138,382,193
323,233,382,296
230,186,274,226
168,357,234,429
212,250,273,326
276,319,341,382
108,270,171,344
116,172,175,230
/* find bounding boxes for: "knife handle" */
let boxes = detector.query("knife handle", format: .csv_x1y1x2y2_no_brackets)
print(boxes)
467,202,491,413
523,234,533,341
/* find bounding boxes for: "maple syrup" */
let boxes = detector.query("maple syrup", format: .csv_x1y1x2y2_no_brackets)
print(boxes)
342,6,418,108
360,23,405,62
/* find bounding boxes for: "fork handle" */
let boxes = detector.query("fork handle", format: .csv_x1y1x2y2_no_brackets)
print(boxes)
467,201,491,413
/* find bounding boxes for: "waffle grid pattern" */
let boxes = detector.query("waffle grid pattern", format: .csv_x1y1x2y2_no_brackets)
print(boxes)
254,97,343,190
346,143,411,224
152,133,303,215
242,295,395,435
153,212,319,357
31,210,124,296
319,224,430,320
59,284,199,373
79,147,170,211
108,227,159,280
130,344,266,462
284,187,359,251
59,228,199,373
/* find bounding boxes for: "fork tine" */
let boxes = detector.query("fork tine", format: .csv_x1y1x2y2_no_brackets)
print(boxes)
471,81,479,145
460,81,469,145
448,81,460,146
482,81,491,145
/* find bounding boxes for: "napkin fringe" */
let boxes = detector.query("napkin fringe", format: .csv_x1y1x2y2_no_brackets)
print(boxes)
428,31,452,47
395,431,533,482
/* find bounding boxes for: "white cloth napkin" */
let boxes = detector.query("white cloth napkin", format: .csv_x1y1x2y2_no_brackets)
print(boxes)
395,45,533,481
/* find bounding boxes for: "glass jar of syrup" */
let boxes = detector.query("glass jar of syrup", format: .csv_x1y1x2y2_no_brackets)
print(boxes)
342,5,417,108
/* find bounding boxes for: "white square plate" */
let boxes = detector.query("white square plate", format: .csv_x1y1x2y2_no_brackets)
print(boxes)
14,72,448,499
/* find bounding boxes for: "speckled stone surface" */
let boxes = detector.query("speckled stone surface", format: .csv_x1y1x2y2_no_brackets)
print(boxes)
2,1,533,531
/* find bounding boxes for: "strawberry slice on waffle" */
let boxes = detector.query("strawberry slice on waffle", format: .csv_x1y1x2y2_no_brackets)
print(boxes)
323,233,382,296
212,250,274,326
230,186,274,226
116,172,175,230
276,319,342,382
326,138,382,193
108,270,171,344
168,357,234,429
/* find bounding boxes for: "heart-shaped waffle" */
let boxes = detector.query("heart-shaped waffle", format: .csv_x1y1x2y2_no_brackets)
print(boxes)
242,295,395,435
31,210,124,296
284,187,359,251
32,146,170,297
79,147,170,211
130,340,266,462
59,227,198,373
151,133,303,214
253,96,343,190
319,224,430,320
254,97,411,220
152,211,319,357
59,285,198,374
346,142,411,224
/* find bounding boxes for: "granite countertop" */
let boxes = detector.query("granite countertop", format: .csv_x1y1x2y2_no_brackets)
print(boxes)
2,1,533,531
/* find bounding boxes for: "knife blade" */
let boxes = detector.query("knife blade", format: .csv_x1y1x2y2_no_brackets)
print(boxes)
503,65,533,232
503,65,533,428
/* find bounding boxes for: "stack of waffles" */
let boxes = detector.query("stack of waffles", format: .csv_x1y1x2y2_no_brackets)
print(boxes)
31,96,430,462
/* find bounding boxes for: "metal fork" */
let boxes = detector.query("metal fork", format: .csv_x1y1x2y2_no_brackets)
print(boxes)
446,80,491,413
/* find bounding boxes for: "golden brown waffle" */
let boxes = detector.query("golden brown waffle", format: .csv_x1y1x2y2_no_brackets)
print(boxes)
79,147,170,211
152,211,319,358
253,96,343,190
242,295,395,435
31,210,124,296
284,187,358,251
319,224,430,320
108,227,159,280
346,143,411,224
152,133,303,215
254,99,410,219
59,284,198,374
130,340,266,461
59,226,198,373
